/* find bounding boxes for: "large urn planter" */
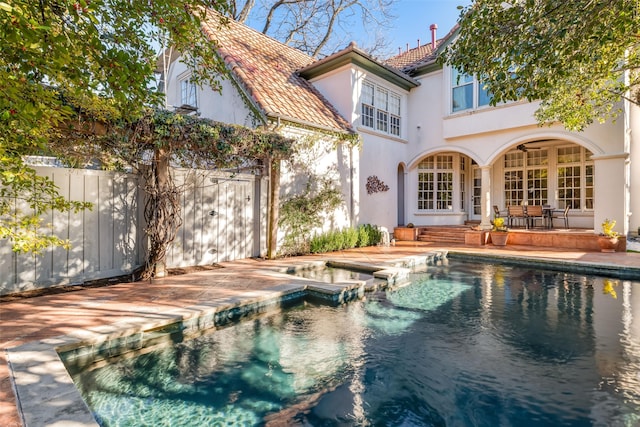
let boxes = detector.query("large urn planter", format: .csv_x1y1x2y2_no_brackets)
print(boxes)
597,236,619,253
490,231,509,246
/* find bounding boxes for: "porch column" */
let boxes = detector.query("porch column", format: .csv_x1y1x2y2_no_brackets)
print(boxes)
592,153,629,235
480,165,492,230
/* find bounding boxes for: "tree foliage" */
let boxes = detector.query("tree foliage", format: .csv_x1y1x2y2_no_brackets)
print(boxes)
442,0,640,131
0,0,230,253
229,0,396,57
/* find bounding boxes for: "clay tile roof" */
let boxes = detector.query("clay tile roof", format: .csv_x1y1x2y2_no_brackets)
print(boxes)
384,24,459,73
201,11,354,134
384,44,437,70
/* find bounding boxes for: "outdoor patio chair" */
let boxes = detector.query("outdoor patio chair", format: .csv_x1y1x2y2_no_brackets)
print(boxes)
525,205,545,228
493,205,504,218
551,205,570,229
507,205,526,228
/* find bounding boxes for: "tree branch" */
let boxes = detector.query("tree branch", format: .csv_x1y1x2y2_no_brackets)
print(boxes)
236,0,254,23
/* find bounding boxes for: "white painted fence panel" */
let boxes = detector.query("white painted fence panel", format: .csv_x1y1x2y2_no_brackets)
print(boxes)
0,168,144,295
1,167,266,296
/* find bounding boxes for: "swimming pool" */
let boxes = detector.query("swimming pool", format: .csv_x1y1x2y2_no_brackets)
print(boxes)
65,260,640,426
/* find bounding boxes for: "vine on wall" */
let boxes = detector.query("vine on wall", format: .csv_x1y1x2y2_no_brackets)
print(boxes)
278,178,343,256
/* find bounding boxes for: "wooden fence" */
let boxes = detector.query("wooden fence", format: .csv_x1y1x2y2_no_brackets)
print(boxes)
0,167,266,296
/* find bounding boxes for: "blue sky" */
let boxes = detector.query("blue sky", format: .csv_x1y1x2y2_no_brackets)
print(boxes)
242,0,474,58
387,0,472,54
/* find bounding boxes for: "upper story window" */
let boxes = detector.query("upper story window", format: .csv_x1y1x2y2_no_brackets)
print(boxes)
180,78,197,108
361,81,401,137
451,69,491,113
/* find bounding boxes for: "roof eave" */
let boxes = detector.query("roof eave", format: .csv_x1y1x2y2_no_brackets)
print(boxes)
266,113,355,136
407,59,442,77
299,46,419,91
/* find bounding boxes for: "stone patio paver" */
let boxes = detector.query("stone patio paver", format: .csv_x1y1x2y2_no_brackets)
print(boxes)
1,242,639,426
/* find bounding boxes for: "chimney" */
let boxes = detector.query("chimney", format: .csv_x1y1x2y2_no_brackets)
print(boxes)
406,43,409,53
430,24,438,49
417,39,420,48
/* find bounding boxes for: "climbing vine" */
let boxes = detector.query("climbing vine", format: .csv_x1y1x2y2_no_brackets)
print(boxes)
57,107,295,278
278,178,343,256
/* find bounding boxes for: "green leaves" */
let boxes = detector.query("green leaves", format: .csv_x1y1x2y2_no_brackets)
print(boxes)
1,0,231,253
441,0,638,131
68,107,296,172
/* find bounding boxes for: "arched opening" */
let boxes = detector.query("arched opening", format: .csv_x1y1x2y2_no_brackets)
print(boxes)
410,152,476,226
491,139,595,229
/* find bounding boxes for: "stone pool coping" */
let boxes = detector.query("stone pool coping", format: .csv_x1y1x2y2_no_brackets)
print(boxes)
447,250,640,280
7,253,444,427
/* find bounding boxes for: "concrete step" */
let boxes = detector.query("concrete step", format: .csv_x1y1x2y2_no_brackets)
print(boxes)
417,227,468,243
418,235,466,243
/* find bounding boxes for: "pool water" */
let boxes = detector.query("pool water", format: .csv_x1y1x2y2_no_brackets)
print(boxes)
67,261,640,426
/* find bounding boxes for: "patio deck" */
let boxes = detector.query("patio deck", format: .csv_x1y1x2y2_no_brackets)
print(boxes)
1,242,639,426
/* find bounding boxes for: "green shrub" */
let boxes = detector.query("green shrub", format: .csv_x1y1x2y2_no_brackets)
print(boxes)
344,227,359,249
357,224,381,247
329,229,345,251
309,233,329,254
356,225,369,247
309,225,382,254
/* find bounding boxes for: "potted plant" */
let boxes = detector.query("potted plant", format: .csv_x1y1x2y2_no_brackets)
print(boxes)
490,217,509,246
598,218,619,252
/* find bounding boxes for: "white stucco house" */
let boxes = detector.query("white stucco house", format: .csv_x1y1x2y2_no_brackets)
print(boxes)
161,10,639,247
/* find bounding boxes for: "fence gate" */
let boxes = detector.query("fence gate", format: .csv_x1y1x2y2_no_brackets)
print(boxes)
167,171,259,268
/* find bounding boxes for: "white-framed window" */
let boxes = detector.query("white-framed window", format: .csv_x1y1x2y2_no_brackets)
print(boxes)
503,149,549,206
180,78,197,107
504,149,549,206
557,146,593,210
451,68,491,113
504,151,524,206
418,155,454,211
360,80,402,137
526,149,549,206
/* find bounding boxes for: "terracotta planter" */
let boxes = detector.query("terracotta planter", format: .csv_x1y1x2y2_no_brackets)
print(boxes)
490,231,509,246
597,236,619,253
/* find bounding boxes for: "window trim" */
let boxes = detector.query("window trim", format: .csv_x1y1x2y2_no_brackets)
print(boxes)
417,154,456,212
556,145,594,211
450,68,492,114
360,80,402,138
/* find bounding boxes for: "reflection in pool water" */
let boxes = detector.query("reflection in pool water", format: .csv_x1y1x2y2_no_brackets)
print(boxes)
67,261,640,426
